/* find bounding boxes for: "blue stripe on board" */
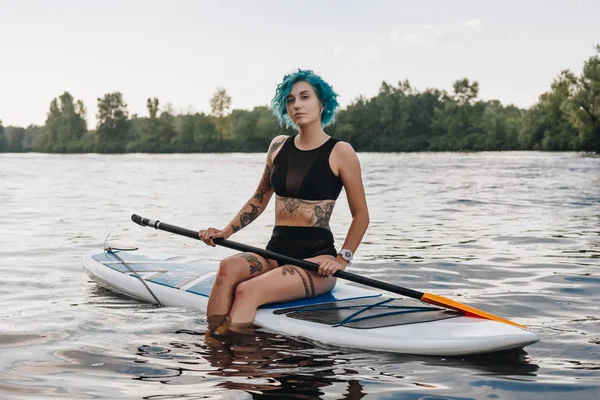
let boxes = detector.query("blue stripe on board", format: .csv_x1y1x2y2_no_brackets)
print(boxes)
186,275,217,297
148,270,204,287
101,262,173,273
185,275,382,305
92,252,155,264
94,254,218,275
261,292,382,310
260,285,382,310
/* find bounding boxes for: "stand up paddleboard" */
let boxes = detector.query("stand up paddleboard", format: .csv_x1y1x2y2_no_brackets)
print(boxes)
83,248,539,356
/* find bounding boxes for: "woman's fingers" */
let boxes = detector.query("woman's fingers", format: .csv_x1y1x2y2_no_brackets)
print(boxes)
199,227,220,246
317,260,341,277
206,228,218,246
317,260,327,277
327,263,338,277
319,261,327,277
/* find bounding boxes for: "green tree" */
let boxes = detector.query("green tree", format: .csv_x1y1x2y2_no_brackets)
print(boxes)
0,120,6,151
566,46,600,152
519,72,579,150
210,87,232,118
129,97,164,152
171,113,198,151
22,125,44,151
481,102,523,150
225,106,283,150
159,103,177,150
40,92,87,152
4,127,26,152
334,96,376,150
96,92,129,152
430,79,485,151
129,98,178,152
169,112,221,152
147,97,159,119
453,78,479,106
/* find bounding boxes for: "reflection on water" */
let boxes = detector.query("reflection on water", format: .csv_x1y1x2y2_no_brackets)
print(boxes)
2,328,543,399
1,152,599,399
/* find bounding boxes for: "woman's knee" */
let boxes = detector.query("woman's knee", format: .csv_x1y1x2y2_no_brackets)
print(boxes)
215,257,246,285
233,281,260,305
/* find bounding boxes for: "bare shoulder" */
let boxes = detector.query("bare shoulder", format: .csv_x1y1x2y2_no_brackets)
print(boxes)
333,141,359,164
331,141,359,176
333,141,357,158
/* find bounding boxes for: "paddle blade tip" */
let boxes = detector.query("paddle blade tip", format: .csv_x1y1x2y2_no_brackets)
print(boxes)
421,293,527,329
131,214,142,225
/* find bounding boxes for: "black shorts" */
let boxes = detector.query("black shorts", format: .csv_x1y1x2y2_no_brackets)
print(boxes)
265,226,337,266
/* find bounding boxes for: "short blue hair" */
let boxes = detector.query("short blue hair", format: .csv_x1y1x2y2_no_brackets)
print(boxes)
271,69,340,129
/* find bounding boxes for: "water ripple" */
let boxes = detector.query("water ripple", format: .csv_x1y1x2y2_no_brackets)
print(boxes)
1,152,599,399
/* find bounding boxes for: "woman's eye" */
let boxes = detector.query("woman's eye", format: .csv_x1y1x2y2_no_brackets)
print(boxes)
287,98,294,103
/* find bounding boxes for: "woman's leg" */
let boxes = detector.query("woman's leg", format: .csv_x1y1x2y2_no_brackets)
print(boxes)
206,252,278,329
227,254,338,326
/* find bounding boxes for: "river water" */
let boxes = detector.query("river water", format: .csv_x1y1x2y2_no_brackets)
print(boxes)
1,151,599,399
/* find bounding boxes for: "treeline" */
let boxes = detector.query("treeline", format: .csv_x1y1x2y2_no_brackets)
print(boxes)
1,45,598,153
0,91,284,153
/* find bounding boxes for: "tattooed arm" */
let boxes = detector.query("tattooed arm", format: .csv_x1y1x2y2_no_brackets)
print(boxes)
222,135,287,236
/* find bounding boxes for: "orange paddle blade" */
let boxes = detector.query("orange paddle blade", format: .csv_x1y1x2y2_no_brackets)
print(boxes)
421,293,526,329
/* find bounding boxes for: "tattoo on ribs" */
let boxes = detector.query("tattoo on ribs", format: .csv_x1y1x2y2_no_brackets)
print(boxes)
313,203,334,229
279,197,328,217
240,253,263,275
239,204,261,228
280,198,301,216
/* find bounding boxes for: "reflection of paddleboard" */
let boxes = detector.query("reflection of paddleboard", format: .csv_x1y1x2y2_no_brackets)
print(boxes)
83,248,540,356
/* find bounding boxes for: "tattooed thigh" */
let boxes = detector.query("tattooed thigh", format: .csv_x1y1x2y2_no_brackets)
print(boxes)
281,265,316,298
238,253,265,275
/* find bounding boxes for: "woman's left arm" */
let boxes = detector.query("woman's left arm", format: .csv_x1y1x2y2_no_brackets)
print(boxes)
318,142,370,277
335,142,370,265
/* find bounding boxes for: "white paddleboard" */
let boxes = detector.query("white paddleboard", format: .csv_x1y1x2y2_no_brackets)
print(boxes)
83,248,540,356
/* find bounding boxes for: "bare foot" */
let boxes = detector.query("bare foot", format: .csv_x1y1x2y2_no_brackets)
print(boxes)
216,316,256,336
207,314,227,332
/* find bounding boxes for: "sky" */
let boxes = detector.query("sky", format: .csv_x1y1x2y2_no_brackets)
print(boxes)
1,0,599,128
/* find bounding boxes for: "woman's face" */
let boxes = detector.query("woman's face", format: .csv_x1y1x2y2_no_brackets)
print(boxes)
286,81,322,127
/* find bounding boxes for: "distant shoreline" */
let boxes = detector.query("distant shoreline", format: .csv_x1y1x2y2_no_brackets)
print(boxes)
2,45,599,154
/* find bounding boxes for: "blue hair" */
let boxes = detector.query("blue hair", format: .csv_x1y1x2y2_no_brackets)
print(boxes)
271,69,340,129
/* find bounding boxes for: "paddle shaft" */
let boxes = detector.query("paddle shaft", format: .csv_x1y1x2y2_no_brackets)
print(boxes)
130,213,526,328
131,214,424,299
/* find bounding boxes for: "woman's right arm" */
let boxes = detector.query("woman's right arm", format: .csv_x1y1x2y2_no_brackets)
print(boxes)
199,135,287,246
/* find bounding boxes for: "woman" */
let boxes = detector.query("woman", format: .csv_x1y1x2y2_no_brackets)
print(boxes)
199,69,369,332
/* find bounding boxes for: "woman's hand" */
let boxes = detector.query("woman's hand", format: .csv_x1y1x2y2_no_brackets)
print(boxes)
198,227,232,247
317,257,348,278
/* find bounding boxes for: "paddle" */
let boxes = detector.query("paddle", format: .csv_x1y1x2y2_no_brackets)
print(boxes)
131,214,526,328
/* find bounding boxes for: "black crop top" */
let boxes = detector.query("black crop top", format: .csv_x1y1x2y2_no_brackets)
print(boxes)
270,135,343,201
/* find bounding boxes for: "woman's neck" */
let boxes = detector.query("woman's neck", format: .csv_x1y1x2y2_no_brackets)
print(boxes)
296,122,328,147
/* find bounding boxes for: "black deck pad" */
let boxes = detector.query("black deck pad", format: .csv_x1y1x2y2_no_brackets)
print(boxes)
273,297,462,329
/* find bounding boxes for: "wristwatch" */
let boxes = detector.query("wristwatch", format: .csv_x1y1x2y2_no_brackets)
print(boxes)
338,249,353,264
